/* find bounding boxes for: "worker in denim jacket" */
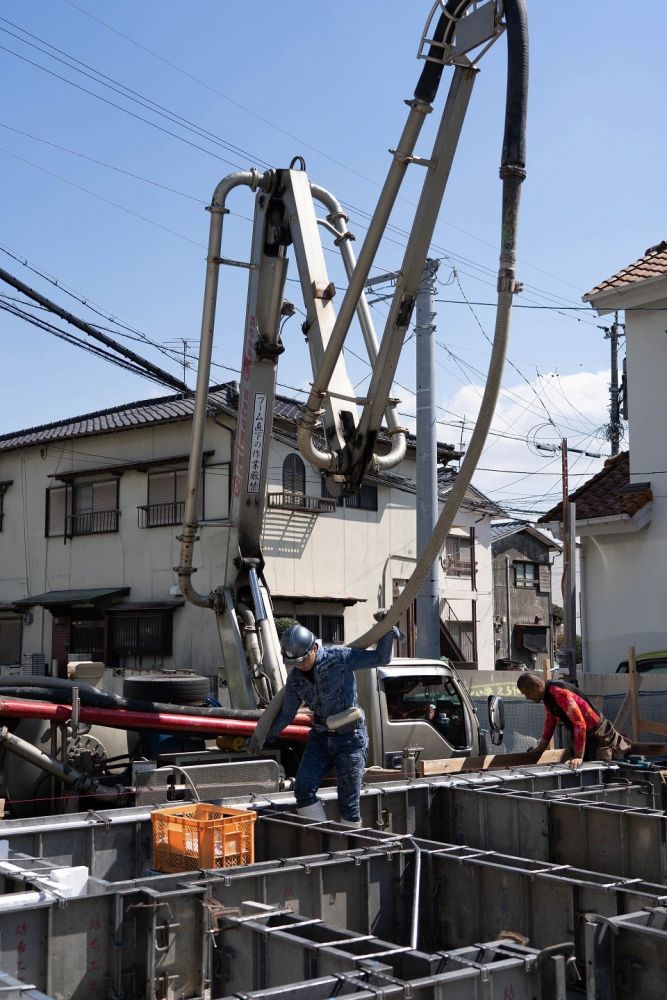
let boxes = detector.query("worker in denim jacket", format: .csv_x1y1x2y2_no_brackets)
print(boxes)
267,619,402,828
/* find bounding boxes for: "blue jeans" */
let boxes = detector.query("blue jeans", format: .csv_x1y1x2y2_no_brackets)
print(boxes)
295,724,368,822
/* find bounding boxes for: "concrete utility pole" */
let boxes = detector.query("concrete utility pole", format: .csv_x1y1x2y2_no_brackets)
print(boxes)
607,312,621,456
560,441,578,681
415,258,441,659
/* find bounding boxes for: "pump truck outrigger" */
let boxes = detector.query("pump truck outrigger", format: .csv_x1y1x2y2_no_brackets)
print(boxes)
175,0,527,774
0,0,526,815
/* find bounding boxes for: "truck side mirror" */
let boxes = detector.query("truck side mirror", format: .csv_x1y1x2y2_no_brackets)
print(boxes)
487,695,504,746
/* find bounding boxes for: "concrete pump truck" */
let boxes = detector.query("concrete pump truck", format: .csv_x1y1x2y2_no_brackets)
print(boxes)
174,0,527,781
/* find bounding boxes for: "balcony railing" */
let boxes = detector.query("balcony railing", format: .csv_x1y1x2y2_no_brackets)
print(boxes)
65,509,120,537
267,491,336,514
441,556,472,578
137,501,185,528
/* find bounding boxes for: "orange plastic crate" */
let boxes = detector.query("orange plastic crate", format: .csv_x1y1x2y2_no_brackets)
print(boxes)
151,803,257,873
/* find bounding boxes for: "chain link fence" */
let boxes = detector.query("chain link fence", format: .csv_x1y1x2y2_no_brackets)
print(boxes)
474,691,667,753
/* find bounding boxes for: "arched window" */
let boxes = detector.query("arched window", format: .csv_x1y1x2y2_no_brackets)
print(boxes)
283,454,305,495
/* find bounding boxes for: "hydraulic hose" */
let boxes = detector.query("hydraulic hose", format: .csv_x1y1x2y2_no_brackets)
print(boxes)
0,697,310,742
352,0,528,650
0,725,123,804
0,677,311,726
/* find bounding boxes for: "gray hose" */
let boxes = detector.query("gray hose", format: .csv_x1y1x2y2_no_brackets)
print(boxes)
247,689,286,753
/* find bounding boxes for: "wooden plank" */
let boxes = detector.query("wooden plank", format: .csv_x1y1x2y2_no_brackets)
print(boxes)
612,692,631,731
628,646,641,741
636,719,667,738
417,749,570,777
629,742,667,755
363,768,409,782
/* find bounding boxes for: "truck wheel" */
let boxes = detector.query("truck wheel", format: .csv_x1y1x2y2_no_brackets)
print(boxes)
122,674,210,705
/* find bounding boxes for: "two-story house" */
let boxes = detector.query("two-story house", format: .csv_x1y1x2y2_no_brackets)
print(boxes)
0,382,500,686
491,521,560,671
539,241,667,672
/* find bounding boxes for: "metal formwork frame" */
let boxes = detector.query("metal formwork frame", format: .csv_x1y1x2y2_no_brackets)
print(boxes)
0,762,664,996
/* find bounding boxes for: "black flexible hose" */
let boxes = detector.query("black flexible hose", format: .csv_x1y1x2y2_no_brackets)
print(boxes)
501,0,528,173
415,0,528,160
414,0,469,104
0,677,265,720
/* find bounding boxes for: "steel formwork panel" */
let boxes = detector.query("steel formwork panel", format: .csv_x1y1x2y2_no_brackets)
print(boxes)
0,763,663,997
434,780,667,882
213,904,569,999
585,906,667,1000
0,814,665,998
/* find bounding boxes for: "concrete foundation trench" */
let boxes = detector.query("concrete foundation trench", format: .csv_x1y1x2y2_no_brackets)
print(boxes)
0,761,665,998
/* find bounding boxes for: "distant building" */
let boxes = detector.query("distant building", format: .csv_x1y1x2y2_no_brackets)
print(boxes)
491,521,560,672
540,241,665,672
0,382,502,687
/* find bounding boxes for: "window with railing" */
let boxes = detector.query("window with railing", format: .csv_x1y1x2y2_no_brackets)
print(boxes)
267,456,336,513
70,619,105,661
441,535,473,577
110,611,173,655
138,469,202,528
296,613,345,645
46,480,120,538
0,615,22,665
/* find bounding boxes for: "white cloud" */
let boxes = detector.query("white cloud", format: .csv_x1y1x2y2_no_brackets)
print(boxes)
442,369,614,516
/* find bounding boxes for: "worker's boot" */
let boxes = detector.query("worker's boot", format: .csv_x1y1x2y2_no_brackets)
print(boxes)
338,818,362,829
297,801,327,821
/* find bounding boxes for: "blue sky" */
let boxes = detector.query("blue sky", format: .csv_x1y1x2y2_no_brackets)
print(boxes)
1,1,666,515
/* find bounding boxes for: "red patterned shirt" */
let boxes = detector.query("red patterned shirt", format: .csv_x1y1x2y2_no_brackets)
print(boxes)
541,686,600,757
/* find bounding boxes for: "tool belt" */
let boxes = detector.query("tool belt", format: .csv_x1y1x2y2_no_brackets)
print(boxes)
593,717,631,754
326,706,363,735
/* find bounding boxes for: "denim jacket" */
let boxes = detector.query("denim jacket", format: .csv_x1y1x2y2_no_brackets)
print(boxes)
267,629,395,740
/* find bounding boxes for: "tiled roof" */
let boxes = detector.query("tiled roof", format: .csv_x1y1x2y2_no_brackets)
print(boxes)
490,520,527,542
583,241,667,300
490,520,560,548
0,381,463,479
0,383,300,453
537,451,653,524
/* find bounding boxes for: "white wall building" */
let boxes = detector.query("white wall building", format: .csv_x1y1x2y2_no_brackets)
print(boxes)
539,241,667,672
0,383,500,685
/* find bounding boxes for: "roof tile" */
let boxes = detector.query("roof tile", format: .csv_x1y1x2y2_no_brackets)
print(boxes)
584,241,667,300
537,451,652,523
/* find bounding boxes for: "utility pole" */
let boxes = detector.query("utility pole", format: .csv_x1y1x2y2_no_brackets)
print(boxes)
608,312,621,456
560,441,577,681
415,258,441,659
537,439,587,682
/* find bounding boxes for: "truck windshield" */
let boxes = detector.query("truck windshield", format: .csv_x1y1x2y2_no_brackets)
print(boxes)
382,676,467,749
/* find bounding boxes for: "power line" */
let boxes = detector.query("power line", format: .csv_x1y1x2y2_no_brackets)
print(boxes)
58,0,595,303
2,12,596,323
0,16,268,167
0,121,206,204
0,146,206,248
0,266,188,392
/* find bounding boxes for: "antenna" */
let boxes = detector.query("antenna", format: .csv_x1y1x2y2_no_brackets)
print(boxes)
164,338,198,386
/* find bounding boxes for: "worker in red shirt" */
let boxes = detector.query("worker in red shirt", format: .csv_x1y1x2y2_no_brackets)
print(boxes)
517,672,631,769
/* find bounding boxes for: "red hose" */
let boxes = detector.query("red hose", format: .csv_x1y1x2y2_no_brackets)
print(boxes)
0,697,310,742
